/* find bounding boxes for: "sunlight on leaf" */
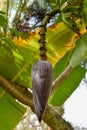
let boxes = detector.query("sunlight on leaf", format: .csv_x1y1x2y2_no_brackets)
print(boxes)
12,22,78,66
12,36,28,46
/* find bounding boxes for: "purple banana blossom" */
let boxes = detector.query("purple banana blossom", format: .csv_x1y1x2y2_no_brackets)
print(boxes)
31,60,53,122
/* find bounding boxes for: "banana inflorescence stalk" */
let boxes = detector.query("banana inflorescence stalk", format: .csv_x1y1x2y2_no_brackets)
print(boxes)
31,13,55,122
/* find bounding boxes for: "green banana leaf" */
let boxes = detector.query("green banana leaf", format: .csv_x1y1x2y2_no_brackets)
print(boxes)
0,88,25,130
49,51,86,106
49,32,87,106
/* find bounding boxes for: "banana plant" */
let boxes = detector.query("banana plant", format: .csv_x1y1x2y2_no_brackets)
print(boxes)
0,0,87,129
